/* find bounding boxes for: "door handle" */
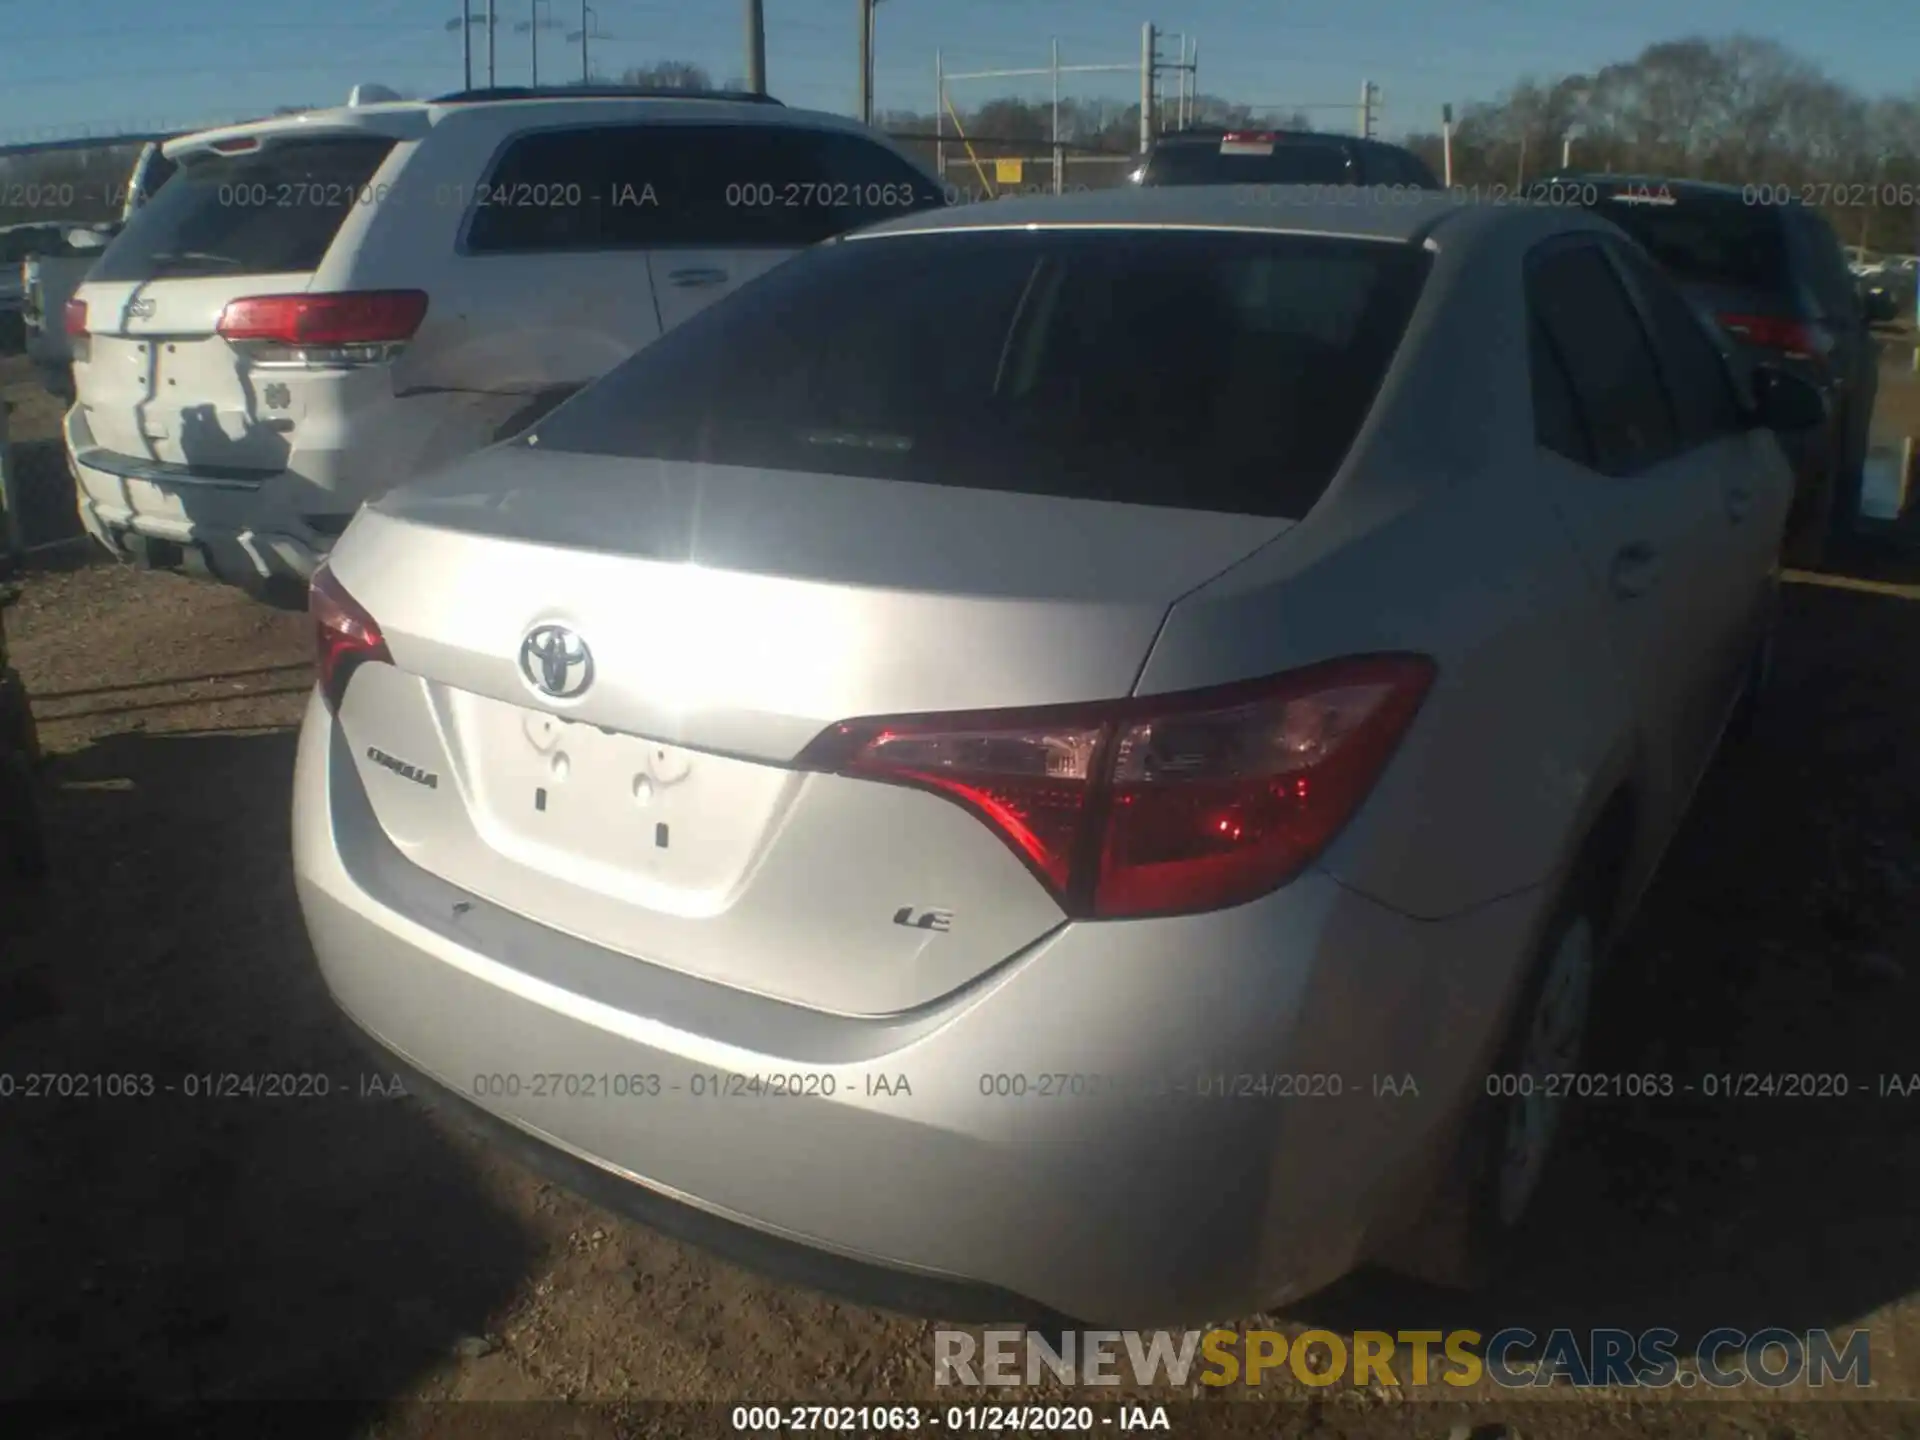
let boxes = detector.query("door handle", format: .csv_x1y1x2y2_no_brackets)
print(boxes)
1726,484,1754,523
666,267,729,289
1609,541,1660,599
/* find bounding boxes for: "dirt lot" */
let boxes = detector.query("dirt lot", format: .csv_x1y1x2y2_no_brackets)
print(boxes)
3,351,1920,1438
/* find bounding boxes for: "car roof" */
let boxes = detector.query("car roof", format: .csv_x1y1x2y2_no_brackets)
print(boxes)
849,183,1480,245
161,90,856,159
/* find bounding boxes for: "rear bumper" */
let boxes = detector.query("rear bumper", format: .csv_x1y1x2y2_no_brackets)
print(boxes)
65,405,344,587
292,691,1550,1326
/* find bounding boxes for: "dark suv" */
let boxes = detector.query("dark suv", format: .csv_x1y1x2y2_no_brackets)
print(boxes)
1557,173,1897,567
1136,128,1442,190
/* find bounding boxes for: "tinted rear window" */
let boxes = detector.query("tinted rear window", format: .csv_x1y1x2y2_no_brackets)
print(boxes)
1589,193,1792,292
89,136,396,282
1143,141,1355,187
464,123,943,253
535,228,1430,518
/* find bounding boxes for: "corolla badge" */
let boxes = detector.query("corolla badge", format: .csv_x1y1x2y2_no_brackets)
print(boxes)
519,624,593,700
125,297,157,320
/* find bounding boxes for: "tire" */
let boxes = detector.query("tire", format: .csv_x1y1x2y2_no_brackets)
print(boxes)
1374,878,1607,1292
1456,884,1604,1278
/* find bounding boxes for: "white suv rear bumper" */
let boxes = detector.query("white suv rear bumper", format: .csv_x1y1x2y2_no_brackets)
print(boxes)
66,404,345,587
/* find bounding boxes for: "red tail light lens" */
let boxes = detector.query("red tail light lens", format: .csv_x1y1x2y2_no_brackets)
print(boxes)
310,563,391,712
63,298,88,337
1716,313,1820,361
797,655,1435,920
219,291,428,346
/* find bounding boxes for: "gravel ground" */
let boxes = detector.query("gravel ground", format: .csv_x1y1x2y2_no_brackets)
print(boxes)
3,355,1919,1438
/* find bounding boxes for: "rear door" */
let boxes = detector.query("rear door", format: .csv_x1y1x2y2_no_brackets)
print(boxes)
74,133,398,470
640,124,945,334
1525,236,1732,832
1603,235,1789,741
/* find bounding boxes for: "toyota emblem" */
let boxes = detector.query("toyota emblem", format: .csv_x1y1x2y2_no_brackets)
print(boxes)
519,624,593,700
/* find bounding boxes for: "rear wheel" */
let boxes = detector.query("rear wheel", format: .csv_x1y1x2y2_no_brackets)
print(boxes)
1479,901,1598,1235
1375,882,1605,1291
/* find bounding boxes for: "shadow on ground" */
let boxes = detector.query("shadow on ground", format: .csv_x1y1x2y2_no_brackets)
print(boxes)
1295,541,1920,1358
5,437,85,552
0,727,538,1422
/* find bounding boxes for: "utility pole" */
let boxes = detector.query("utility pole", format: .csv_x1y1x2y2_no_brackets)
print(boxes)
858,0,872,123
487,0,496,86
580,1,590,82
517,0,561,88
1441,103,1454,187
1358,78,1379,138
463,0,473,90
746,0,766,92
1139,22,1155,155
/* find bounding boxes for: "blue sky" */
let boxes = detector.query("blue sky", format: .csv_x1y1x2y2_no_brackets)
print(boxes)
0,0,1912,144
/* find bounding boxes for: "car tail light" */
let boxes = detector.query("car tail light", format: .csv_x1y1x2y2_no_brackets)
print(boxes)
1716,312,1824,363
218,290,428,368
63,297,90,363
796,655,1436,920
311,563,391,713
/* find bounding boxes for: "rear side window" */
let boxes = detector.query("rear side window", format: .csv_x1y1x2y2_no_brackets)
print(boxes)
1142,141,1355,187
535,229,1430,519
1527,242,1678,475
464,123,943,254
1529,316,1591,465
89,136,396,282
1605,240,1747,448
1590,193,1792,292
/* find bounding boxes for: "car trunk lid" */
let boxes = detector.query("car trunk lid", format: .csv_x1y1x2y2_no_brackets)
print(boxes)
323,446,1290,1015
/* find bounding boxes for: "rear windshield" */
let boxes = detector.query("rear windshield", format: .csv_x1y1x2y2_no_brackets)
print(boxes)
1589,193,1792,292
1143,141,1355,187
89,136,396,283
535,228,1430,519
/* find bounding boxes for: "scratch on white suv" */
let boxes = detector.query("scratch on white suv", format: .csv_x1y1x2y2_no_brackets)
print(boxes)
63,86,945,596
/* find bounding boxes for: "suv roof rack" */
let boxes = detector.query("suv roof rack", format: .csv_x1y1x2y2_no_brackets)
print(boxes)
429,85,784,106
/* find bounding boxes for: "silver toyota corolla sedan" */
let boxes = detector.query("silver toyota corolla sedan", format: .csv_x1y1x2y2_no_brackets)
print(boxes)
293,185,1818,1327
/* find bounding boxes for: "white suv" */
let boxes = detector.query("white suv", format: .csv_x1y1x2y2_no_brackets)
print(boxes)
63,86,945,597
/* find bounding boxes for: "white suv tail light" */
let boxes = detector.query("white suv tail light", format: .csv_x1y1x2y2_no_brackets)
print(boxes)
218,290,428,369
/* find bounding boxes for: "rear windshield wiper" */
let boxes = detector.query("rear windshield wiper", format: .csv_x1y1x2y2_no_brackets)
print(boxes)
145,251,245,272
